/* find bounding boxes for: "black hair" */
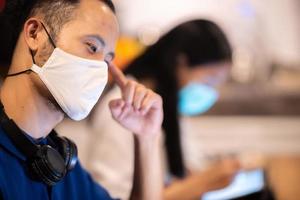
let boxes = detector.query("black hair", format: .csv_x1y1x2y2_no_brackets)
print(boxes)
0,0,115,66
125,19,232,177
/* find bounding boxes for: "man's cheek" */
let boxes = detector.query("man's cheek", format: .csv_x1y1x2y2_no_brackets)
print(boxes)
35,44,54,67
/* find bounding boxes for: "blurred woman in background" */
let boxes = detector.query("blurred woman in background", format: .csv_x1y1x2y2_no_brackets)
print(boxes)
123,19,238,199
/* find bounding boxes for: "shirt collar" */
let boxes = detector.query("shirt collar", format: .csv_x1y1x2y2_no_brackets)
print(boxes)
0,126,49,161
0,126,26,161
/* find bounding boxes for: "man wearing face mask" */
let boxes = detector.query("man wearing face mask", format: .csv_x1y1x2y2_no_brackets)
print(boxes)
0,0,163,200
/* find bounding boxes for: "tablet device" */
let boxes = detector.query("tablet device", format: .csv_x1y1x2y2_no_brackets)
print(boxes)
202,169,265,200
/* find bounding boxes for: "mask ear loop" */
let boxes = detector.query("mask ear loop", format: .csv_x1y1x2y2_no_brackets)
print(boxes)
6,48,36,77
30,49,36,64
40,22,57,49
6,69,32,77
6,22,57,77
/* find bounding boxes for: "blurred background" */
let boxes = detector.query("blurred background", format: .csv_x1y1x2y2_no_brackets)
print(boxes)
111,0,300,199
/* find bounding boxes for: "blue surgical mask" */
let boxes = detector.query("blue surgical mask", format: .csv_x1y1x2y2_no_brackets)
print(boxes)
178,82,219,116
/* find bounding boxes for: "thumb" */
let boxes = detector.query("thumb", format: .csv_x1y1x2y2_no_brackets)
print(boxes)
109,99,125,120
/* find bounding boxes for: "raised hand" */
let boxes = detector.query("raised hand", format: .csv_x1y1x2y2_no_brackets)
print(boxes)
108,63,163,137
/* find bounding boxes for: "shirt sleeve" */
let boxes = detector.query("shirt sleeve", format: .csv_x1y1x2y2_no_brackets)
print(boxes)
0,148,5,200
56,161,120,200
83,169,120,200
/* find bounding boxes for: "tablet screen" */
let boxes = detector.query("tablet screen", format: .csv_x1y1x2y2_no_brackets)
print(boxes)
202,169,265,200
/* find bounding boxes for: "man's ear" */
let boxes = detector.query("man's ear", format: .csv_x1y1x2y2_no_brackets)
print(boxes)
23,18,45,52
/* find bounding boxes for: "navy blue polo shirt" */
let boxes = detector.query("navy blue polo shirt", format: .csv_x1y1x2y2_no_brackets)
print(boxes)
0,126,117,200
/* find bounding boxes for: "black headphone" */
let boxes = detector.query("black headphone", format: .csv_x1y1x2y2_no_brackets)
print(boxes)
0,103,78,186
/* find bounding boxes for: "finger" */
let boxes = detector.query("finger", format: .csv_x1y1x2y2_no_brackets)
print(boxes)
218,176,235,189
109,99,125,120
109,63,127,89
123,81,135,105
119,103,132,120
133,85,147,111
221,159,241,177
224,158,241,170
140,92,162,115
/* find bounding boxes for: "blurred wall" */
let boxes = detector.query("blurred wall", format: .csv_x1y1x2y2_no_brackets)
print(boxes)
113,0,300,82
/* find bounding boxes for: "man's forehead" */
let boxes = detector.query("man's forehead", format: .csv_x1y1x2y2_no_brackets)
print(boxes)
76,0,118,31
74,1,119,40
78,0,115,15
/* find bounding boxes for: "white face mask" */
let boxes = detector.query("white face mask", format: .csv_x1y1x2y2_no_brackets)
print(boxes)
31,48,108,121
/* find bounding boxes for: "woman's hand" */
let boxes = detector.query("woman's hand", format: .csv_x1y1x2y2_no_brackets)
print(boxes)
164,158,240,200
198,158,241,192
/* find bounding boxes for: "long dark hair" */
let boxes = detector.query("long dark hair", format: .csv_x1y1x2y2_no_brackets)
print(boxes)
125,19,232,177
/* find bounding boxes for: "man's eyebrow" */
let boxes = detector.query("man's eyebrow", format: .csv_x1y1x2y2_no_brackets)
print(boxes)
86,34,106,46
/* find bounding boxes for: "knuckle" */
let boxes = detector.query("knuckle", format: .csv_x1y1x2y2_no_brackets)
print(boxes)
129,80,137,87
125,80,134,89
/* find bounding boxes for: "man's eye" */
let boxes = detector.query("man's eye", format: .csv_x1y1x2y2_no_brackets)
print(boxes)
86,43,98,53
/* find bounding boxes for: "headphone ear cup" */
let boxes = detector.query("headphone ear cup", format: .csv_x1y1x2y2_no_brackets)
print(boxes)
28,145,66,186
56,137,78,171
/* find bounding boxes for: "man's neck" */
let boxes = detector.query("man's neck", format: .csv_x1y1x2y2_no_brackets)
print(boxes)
0,73,64,139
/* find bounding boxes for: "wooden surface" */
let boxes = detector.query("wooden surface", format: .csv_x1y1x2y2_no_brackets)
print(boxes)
267,155,300,200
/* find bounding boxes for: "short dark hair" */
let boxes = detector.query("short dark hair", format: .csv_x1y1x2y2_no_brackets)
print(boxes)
0,0,115,66
27,0,115,38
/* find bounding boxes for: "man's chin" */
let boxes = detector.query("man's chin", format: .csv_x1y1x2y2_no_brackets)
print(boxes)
45,98,64,114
